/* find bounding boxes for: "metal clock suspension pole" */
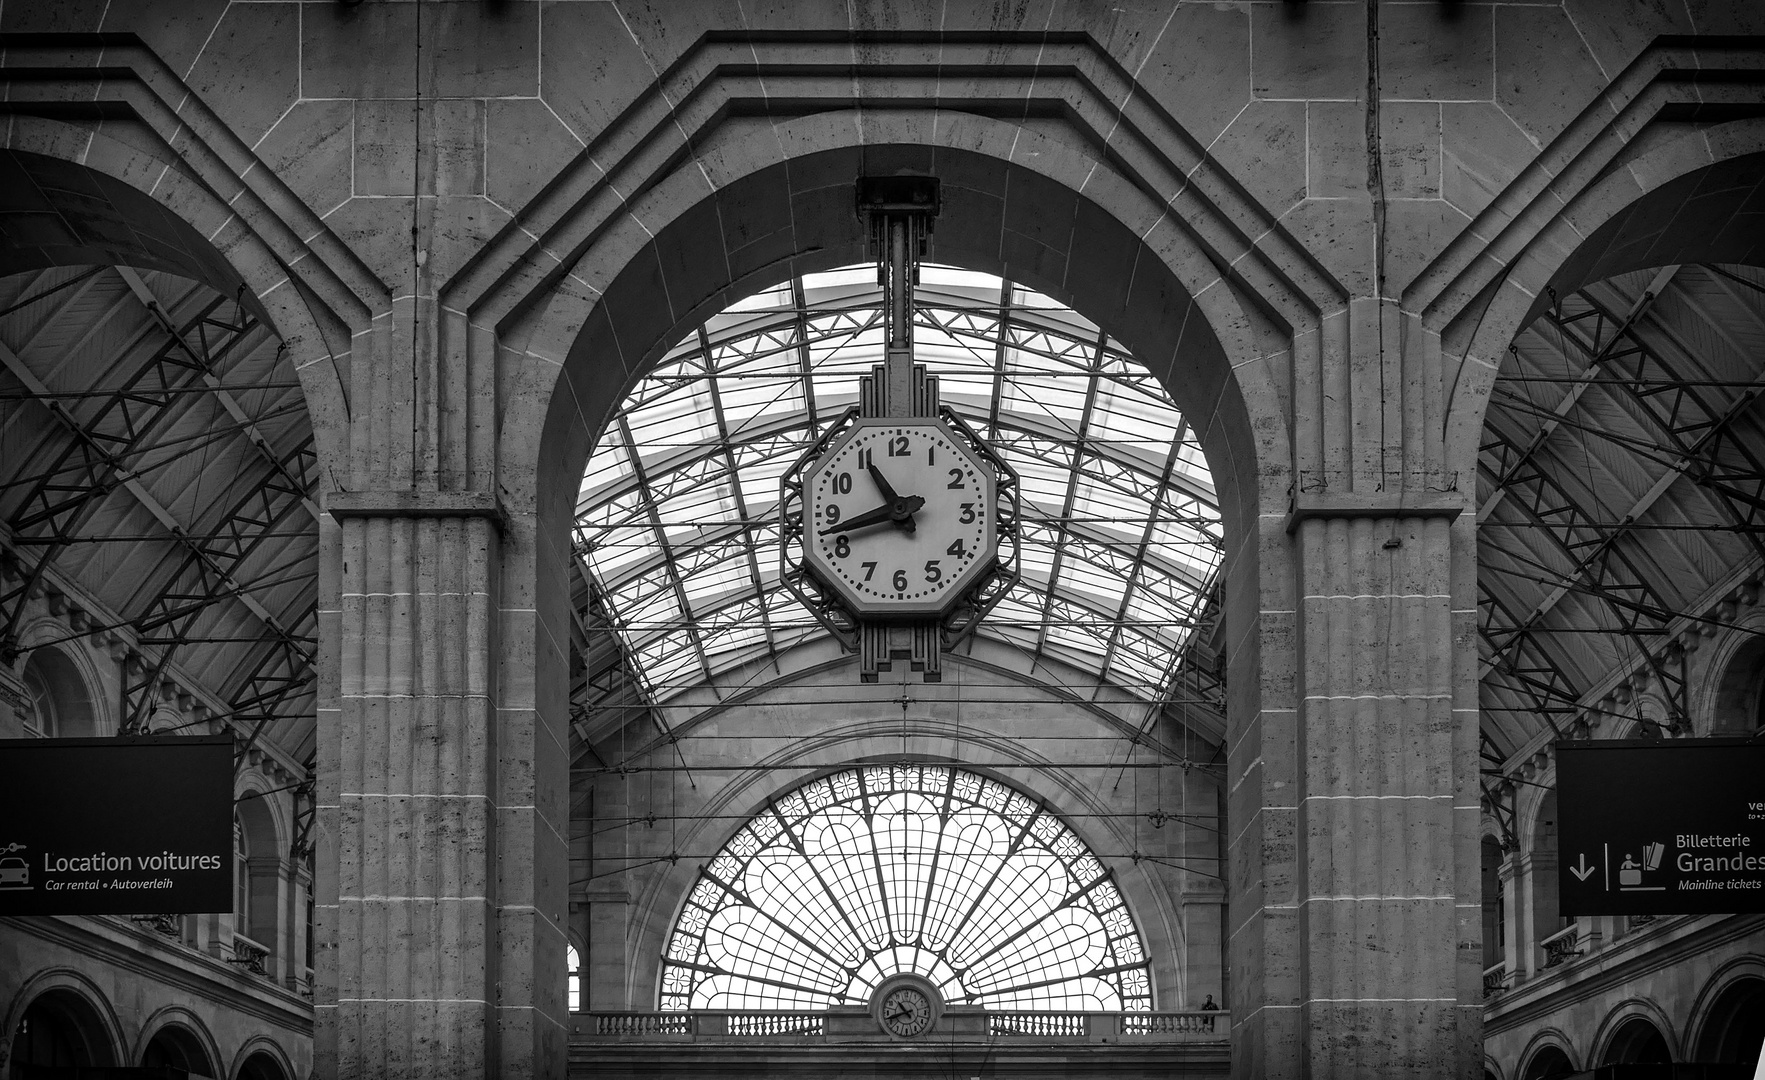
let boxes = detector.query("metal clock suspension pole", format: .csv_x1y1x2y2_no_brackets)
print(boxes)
859,177,941,679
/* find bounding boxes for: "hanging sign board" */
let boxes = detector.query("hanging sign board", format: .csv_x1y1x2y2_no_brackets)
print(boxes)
1556,738,1765,916
0,735,233,916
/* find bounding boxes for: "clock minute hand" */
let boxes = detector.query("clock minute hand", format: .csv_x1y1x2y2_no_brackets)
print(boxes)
820,502,897,535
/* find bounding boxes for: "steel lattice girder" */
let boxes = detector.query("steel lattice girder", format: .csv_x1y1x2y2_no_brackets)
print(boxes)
1545,281,1765,556
0,288,256,655
0,267,318,748
1478,418,1689,726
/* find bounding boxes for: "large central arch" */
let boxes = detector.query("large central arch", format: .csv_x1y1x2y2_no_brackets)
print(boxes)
506,112,1294,1071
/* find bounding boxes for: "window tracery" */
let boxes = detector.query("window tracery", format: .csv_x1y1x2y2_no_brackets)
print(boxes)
660,765,1153,1013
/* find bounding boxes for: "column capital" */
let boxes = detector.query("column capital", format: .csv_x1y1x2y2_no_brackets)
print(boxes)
1283,491,1465,534
325,490,508,533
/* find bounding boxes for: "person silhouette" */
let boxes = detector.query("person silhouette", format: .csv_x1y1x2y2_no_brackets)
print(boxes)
1200,993,1219,1032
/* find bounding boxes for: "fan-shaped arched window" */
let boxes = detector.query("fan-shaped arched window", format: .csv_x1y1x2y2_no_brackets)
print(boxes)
567,945,582,1012
661,765,1152,1013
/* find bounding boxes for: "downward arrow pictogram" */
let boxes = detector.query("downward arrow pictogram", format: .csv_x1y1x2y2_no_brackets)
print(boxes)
1570,854,1596,882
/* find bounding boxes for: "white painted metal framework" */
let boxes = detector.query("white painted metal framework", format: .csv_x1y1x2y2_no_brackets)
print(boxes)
572,265,1224,708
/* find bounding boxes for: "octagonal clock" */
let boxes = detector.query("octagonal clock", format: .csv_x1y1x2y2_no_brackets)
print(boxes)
802,417,998,618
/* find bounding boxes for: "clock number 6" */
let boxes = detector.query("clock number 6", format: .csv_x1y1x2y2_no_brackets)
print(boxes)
892,569,909,591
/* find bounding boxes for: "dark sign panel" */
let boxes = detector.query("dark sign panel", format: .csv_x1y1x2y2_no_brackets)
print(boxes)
0,735,233,916
1557,739,1765,916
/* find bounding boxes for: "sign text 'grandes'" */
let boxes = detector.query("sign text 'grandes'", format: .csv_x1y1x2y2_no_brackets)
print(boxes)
1556,739,1765,917
0,735,233,916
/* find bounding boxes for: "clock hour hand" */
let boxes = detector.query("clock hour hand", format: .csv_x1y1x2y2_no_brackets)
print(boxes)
866,462,901,503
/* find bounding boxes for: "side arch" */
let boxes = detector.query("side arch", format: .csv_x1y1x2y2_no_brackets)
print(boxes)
1440,117,1765,472
227,1037,295,1080
1684,956,1765,1063
1590,998,1679,1064
133,1006,223,1079
1515,1028,1580,1080
0,115,361,480
0,968,125,1071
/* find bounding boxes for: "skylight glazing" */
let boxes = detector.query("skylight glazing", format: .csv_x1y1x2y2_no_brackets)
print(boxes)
574,265,1223,702
660,764,1153,1012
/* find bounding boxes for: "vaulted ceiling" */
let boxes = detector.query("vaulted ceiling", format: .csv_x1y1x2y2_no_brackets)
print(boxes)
1478,263,1765,762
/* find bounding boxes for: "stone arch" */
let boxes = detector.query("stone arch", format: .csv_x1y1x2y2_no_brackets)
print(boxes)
234,772,285,960
229,1038,294,1080
1438,116,1765,471
629,738,1191,1013
1685,958,1765,1064
1516,1029,1579,1080
1,969,124,1071
1701,610,1765,735
15,617,112,734
134,1006,223,1079
15,642,100,738
1591,998,1678,1064
517,132,1284,540
0,115,362,482
508,112,1292,1025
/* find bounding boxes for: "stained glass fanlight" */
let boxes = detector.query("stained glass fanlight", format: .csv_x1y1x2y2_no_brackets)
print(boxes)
660,764,1153,1012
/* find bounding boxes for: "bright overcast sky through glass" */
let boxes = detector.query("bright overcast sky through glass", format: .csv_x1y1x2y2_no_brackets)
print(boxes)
573,264,1223,704
660,764,1154,1012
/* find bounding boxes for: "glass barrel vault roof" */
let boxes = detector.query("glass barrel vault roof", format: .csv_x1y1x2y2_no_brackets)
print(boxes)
574,265,1223,703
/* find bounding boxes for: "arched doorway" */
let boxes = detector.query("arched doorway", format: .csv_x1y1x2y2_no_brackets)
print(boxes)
1695,975,1765,1064
1601,1015,1671,1064
235,1049,289,1080
1520,1045,1575,1080
141,1024,216,1078
6,988,116,1076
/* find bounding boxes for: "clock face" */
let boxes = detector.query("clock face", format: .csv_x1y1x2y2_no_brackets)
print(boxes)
879,986,933,1037
803,418,998,617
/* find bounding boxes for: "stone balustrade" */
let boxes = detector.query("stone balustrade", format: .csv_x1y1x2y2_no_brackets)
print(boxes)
575,1010,1228,1043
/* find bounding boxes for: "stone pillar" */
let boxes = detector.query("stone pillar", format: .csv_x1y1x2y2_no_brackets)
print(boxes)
1230,503,1478,1078
315,501,565,1079
586,892,631,1010
1519,851,1558,977
1499,857,1520,983
0,663,28,738
245,851,285,977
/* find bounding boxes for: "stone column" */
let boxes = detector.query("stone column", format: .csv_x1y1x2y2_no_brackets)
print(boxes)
315,498,565,1079
1229,501,1478,1078
586,892,632,1010
1499,857,1520,983
0,664,28,738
